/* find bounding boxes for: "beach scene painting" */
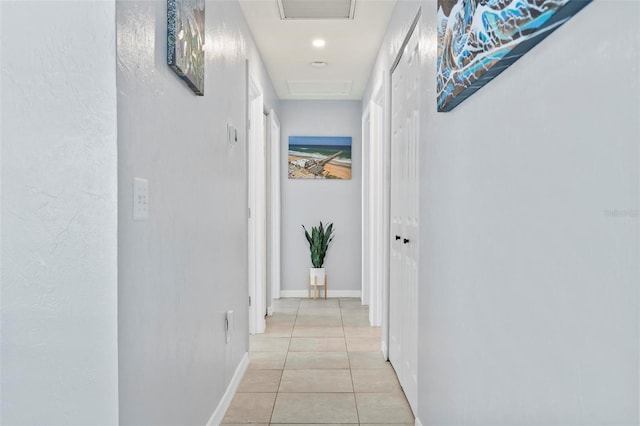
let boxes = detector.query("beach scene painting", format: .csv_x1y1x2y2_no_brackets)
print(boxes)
288,136,352,180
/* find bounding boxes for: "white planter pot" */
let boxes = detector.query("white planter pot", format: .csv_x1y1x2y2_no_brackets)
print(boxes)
309,267,325,285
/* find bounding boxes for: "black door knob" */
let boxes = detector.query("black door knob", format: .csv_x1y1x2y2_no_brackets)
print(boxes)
395,235,401,240
403,238,410,244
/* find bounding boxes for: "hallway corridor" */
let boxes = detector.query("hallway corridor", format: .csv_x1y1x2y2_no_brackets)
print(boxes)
222,298,414,425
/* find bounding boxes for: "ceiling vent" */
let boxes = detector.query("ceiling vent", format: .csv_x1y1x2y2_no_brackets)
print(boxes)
287,80,353,96
277,0,356,20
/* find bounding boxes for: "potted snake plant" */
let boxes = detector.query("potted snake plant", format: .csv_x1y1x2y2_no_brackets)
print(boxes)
302,221,334,295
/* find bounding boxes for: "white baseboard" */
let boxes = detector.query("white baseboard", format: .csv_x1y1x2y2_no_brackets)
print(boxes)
267,306,273,316
207,352,249,426
415,417,423,426
381,340,388,360
279,290,362,298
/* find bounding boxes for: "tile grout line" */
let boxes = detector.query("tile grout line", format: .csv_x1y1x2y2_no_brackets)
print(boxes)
269,298,300,425
341,298,361,425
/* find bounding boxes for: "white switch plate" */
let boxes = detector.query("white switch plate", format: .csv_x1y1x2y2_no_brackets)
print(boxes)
225,310,234,344
227,124,238,144
133,177,148,220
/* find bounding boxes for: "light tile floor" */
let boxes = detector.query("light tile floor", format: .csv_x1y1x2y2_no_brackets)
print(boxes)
222,298,414,425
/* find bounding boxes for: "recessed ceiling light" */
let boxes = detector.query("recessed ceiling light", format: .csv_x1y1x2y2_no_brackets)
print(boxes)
311,61,328,68
312,39,326,48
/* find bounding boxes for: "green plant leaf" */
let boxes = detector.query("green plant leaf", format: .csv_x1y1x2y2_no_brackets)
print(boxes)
302,225,312,247
302,221,335,268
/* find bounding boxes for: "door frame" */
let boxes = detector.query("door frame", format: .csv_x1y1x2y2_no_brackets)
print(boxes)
381,68,392,359
247,68,266,335
267,109,281,305
362,107,371,308
371,82,384,327
362,80,385,327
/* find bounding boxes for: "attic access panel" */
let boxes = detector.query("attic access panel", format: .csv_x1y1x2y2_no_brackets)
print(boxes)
278,0,356,20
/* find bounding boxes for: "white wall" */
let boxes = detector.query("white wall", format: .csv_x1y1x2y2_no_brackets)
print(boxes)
116,0,279,424
364,0,639,424
1,1,119,424
281,101,362,295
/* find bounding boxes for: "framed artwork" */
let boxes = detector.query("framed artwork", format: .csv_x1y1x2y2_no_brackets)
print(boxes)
288,136,352,180
168,0,205,95
437,0,592,112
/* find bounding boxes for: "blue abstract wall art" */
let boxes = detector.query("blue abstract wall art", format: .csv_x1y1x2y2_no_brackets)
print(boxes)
437,0,592,112
168,0,205,95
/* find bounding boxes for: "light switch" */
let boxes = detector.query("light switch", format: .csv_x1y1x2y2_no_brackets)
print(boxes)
133,177,148,220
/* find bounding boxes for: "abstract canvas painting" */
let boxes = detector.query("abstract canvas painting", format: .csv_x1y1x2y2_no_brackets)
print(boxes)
288,136,352,180
437,0,592,112
168,0,205,95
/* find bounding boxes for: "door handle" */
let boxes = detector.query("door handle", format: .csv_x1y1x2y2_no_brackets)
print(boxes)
395,235,401,240
403,238,410,244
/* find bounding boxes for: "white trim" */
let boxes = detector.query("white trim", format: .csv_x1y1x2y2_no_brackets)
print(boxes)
381,67,391,368
268,110,281,301
381,340,388,360
367,77,385,328
361,108,371,309
247,70,266,335
372,67,392,357
267,306,273,316
206,352,249,426
279,290,361,299
415,417,423,426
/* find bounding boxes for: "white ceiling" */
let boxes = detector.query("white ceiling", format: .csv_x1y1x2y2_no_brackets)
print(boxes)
239,0,396,100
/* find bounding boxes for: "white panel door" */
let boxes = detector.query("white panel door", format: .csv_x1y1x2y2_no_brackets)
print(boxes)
389,24,419,414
